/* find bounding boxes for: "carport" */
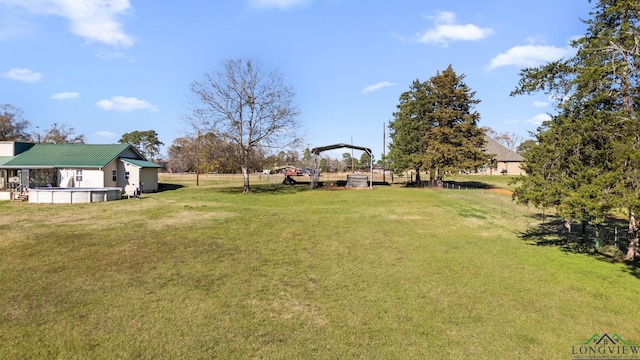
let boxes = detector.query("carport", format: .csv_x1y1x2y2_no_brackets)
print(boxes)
310,143,373,189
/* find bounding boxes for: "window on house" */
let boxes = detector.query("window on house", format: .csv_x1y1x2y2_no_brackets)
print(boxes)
125,171,130,180
112,170,117,182
75,170,83,182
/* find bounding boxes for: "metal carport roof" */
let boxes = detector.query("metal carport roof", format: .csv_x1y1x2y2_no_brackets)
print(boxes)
311,143,372,156
310,143,373,189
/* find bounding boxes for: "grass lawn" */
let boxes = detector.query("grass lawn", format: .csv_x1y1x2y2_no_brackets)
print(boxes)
1,177,638,359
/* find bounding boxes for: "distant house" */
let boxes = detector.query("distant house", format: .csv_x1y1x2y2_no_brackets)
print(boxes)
479,136,525,175
0,141,161,200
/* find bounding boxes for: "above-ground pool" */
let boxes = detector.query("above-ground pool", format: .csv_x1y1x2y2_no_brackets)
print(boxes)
29,187,122,204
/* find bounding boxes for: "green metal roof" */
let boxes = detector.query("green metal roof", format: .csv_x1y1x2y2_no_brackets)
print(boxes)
121,158,162,168
0,156,15,166
2,143,138,168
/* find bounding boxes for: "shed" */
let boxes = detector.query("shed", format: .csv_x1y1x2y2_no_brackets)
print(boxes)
121,158,162,194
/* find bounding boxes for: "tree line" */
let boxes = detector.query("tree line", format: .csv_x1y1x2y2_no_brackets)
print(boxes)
0,104,163,161
0,104,85,145
165,134,374,175
1,58,507,194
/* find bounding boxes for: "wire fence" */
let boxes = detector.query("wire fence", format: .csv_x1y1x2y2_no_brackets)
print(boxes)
159,172,396,185
159,172,632,257
431,182,631,257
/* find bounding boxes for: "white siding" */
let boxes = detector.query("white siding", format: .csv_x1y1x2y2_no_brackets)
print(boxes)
57,168,104,187
103,159,120,188
139,168,158,192
122,162,141,196
0,142,14,156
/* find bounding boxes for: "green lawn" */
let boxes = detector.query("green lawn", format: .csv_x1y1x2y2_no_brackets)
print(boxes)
0,179,638,359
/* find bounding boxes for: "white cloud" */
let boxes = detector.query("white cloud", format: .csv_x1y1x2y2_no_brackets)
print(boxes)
96,96,158,112
1,0,135,47
93,130,118,139
417,11,493,46
488,44,574,70
533,100,548,108
2,67,43,82
247,0,311,10
526,113,551,126
50,91,79,100
96,49,135,62
362,81,395,94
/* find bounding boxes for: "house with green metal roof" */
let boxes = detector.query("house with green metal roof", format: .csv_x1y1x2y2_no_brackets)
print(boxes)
0,141,161,200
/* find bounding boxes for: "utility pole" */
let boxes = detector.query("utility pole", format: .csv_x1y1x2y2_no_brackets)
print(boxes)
196,130,200,186
382,122,386,183
351,136,354,173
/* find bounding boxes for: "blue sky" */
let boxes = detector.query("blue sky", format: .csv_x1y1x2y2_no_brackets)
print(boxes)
0,0,592,160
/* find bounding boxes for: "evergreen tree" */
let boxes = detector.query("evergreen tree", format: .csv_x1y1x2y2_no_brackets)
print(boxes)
359,152,372,171
511,0,640,258
319,157,328,173
421,65,489,180
388,67,489,182
388,79,432,181
302,148,312,167
119,130,164,161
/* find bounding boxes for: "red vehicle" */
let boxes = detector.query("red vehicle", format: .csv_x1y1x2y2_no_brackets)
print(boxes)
285,168,301,176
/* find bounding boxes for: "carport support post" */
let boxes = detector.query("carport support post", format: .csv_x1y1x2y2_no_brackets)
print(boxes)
311,154,320,189
369,150,373,189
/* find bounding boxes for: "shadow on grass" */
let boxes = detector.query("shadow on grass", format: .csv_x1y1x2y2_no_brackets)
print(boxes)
621,264,640,279
449,181,495,189
215,183,312,195
519,216,640,279
520,219,597,253
157,183,184,192
211,181,388,194
402,180,500,190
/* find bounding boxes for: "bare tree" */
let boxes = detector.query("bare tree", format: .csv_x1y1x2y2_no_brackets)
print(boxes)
0,104,30,141
37,123,86,144
186,58,301,193
167,136,197,173
482,126,524,151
